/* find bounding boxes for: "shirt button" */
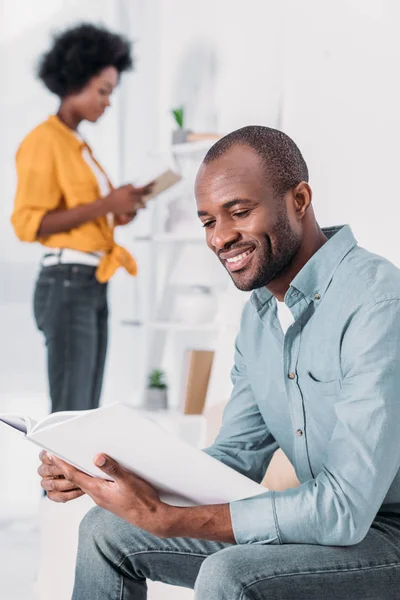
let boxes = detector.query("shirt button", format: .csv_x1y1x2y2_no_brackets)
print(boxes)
288,372,296,380
296,429,303,437
314,293,321,300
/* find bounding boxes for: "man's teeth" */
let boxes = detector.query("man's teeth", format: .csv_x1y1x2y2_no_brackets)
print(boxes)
226,249,253,263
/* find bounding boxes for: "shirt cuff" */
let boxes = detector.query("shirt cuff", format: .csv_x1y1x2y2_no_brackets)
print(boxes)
12,208,48,243
229,490,282,544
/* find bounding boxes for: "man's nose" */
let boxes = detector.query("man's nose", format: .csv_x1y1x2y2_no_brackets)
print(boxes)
210,220,240,251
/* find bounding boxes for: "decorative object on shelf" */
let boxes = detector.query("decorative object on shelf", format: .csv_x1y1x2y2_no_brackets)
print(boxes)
171,105,192,145
181,350,214,414
145,369,168,411
171,106,220,145
173,285,218,324
169,244,226,324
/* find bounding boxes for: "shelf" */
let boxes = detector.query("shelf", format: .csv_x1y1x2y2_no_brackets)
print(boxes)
171,140,214,155
134,233,205,243
121,319,220,332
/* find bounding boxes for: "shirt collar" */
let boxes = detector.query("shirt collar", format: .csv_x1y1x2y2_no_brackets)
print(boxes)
252,225,357,308
46,115,86,151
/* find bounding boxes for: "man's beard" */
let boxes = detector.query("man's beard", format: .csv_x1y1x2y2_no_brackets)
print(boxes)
229,209,301,292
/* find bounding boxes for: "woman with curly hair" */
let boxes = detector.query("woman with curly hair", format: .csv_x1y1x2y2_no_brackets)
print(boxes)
11,23,151,413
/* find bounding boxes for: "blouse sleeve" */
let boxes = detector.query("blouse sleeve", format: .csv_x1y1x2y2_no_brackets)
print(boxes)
11,130,62,242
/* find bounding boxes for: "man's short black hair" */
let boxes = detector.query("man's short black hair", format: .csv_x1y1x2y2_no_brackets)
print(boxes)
37,23,133,97
203,126,309,197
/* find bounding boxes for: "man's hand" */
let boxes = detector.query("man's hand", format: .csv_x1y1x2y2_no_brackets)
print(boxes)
45,454,168,537
38,452,235,543
38,450,85,502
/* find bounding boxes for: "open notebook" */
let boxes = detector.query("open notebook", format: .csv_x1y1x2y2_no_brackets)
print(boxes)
0,402,266,506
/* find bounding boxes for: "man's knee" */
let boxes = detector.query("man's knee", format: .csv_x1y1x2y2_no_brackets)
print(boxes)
78,507,109,554
195,547,246,599
79,505,102,535
77,506,154,563
78,507,129,560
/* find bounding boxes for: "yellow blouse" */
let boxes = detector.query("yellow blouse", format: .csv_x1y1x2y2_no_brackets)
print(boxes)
11,115,137,282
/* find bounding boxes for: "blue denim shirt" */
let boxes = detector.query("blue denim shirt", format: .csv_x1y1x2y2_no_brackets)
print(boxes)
205,225,400,546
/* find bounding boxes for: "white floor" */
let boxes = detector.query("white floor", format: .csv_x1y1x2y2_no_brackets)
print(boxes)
0,518,40,600
0,509,194,600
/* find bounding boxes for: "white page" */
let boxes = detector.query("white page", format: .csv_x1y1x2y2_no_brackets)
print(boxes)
0,409,92,435
28,403,266,506
30,409,92,434
0,414,37,434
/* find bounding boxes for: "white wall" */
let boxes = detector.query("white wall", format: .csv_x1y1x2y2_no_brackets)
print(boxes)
152,0,400,266
281,0,400,263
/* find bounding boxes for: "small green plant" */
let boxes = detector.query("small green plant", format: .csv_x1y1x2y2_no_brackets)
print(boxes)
171,106,184,129
148,369,167,389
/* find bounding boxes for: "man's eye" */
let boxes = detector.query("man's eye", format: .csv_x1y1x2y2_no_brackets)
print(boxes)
233,210,250,218
202,221,215,229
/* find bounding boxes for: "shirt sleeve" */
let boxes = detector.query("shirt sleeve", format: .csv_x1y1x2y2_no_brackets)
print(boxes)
11,131,61,242
204,304,278,484
230,299,400,546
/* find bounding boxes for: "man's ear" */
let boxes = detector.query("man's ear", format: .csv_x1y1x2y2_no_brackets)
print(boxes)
292,182,312,219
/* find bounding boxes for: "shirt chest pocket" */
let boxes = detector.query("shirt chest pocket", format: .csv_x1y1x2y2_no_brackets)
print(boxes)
301,371,342,397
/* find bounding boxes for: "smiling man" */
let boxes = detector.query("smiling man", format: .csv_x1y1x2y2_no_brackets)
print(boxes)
39,126,400,600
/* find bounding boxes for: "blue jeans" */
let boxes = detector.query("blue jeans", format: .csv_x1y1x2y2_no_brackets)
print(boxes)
72,507,400,599
33,264,108,412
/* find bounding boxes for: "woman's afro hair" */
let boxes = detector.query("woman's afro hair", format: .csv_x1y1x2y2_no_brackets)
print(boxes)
37,22,133,97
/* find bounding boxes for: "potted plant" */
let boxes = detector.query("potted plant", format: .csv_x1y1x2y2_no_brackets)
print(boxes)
171,105,191,144
145,369,168,411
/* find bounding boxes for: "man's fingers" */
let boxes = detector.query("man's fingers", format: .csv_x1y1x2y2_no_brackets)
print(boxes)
94,454,123,480
39,450,54,465
47,489,85,503
51,456,97,492
37,463,65,479
41,476,80,493
51,456,80,478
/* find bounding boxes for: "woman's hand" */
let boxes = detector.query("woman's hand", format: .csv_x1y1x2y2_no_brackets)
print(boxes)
114,213,136,226
104,183,154,216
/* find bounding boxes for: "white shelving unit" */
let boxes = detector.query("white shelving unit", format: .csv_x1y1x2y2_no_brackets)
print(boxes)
126,140,229,407
122,319,220,332
134,234,204,243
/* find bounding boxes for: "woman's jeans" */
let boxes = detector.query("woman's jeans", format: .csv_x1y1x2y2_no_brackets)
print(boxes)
72,507,400,599
33,264,108,413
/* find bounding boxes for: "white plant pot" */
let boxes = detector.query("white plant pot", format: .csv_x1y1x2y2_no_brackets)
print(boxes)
145,388,168,411
172,128,192,144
